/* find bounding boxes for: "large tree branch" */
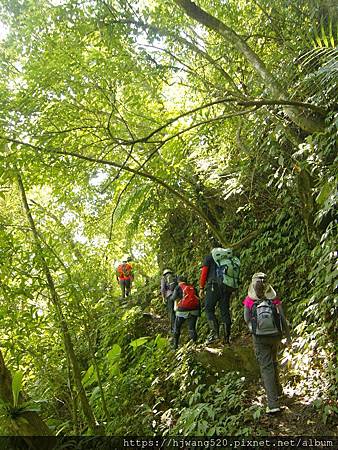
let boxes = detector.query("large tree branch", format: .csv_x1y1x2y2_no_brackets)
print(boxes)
13,139,227,245
112,97,235,144
115,96,327,145
173,0,326,133
105,106,258,234
3,136,256,249
236,99,328,113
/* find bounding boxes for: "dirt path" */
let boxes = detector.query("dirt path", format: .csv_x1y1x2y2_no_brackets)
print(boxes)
196,336,337,436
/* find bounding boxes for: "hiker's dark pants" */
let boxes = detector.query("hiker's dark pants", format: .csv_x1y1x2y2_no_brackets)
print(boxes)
205,283,232,333
119,279,131,298
254,335,282,409
173,314,198,348
166,296,176,333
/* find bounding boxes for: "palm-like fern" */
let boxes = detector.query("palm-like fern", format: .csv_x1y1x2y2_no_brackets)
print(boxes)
295,19,337,105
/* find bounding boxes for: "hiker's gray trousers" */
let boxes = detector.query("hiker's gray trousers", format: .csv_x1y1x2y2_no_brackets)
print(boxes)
253,335,282,409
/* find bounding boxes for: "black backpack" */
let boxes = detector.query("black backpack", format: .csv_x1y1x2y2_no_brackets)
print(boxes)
251,299,282,336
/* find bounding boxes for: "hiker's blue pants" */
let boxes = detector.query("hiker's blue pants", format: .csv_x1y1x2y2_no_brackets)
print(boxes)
173,314,198,348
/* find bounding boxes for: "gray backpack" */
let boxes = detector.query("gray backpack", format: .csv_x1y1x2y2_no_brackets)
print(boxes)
251,299,281,336
165,273,177,293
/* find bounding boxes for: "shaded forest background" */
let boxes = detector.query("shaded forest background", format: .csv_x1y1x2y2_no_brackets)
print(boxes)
0,0,337,438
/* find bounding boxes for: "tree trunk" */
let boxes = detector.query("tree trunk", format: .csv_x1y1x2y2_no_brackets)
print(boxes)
0,349,14,406
16,171,99,434
174,0,325,133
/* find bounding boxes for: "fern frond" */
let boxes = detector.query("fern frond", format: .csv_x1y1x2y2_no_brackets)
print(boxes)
295,46,338,103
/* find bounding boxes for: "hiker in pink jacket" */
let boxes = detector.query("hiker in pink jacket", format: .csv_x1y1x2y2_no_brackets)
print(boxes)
243,272,291,414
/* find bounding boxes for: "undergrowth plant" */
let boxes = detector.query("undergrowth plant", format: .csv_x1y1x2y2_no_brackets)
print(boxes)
169,371,256,436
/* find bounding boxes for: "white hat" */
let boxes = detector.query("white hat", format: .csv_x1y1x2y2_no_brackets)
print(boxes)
252,272,267,281
122,255,129,262
248,272,276,300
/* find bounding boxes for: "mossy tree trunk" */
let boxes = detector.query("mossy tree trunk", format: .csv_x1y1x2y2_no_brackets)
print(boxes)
16,171,99,434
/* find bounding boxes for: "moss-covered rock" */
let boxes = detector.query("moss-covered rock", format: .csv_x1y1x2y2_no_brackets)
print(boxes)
195,344,260,382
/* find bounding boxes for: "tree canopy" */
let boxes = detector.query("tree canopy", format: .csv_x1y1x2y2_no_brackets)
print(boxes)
0,0,337,440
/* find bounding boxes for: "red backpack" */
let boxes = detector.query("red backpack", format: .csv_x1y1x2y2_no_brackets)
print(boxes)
176,283,200,311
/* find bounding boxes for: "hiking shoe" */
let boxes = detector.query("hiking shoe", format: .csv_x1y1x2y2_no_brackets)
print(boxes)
206,331,219,343
206,336,217,344
266,407,281,414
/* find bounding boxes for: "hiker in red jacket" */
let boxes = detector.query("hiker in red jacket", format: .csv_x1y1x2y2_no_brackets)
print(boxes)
199,248,240,344
116,256,134,298
170,276,200,349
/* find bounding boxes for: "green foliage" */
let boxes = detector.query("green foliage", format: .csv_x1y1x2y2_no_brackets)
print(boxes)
11,371,23,408
282,334,337,425
130,337,150,350
102,335,172,435
0,399,41,420
170,372,255,436
81,365,97,388
0,0,336,437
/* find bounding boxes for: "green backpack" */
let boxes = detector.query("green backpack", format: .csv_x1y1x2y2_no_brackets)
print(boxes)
211,248,240,289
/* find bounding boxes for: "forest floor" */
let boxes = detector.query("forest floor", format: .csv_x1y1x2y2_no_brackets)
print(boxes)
225,335,336,436
257,394,331,436
123,296,337,437
196,336,337,437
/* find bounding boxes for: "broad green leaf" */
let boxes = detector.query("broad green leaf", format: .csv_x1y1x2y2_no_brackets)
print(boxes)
81,365,97,387
90,386,101,403
130,337,149,350
12,371,24,408
109,362,121,377
155,335,167,349
106,344,121,364
316,182,332,205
